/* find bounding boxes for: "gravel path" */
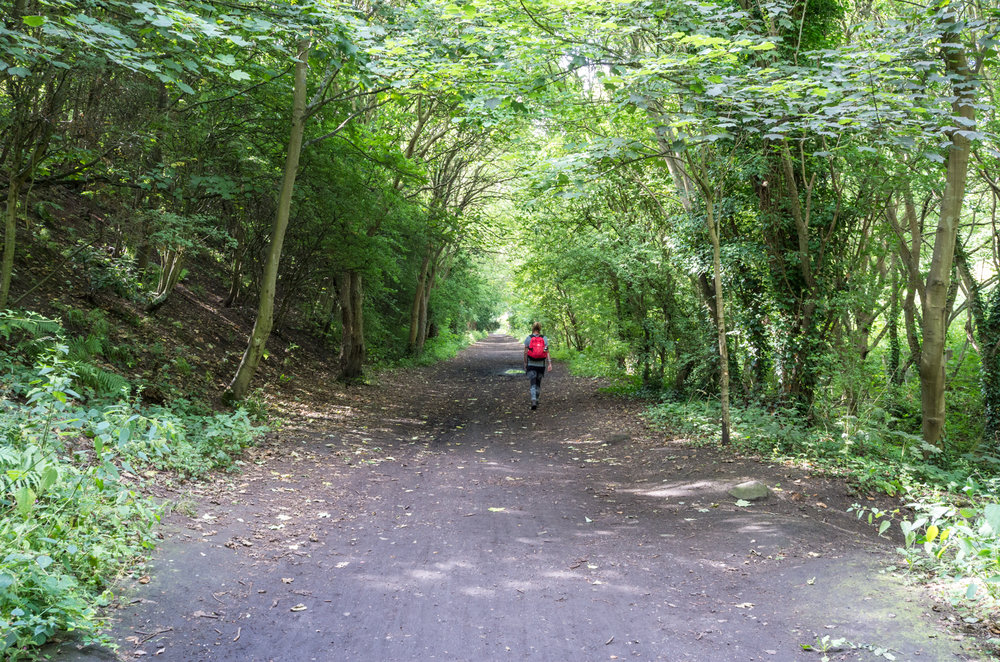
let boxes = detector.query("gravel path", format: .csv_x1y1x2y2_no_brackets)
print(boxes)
50,335,984,661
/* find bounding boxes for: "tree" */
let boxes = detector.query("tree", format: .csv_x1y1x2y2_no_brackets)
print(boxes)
225,39,310,401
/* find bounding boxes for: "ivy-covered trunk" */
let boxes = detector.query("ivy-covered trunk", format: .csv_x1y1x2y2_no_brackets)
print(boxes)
982,288,1000,446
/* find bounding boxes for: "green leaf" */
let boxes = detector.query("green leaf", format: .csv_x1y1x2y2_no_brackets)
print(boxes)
7,66,31,78
983,504,1000,534
735,499,751,507
41,466,58,491
23,16,46,27
229,69,250,81
0,573,14,590
15,486,36,517
36,555,54,569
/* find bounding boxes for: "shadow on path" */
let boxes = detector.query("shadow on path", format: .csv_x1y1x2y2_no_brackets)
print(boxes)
49,335,983,661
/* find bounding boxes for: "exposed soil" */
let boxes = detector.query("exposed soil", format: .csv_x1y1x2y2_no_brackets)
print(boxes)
49,335,988,661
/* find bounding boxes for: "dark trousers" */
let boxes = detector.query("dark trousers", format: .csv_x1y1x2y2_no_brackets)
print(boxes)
527,365,545,400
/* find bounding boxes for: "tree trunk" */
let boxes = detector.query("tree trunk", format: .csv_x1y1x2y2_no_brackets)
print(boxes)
888,257,902,385
919,43,975,447
146,249,183,313
407,250,431,355
225,39,310,402
224,222,245,308
415,264,435,354
955,241,1000,446
0,176,21,309
706,197,731,445
339,271,365,381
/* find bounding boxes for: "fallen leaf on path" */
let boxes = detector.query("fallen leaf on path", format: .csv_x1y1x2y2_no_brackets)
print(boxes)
735,602,754,609
138,575,150,584
488,507,506,512
192,610,219,619
282,577,294,584
735,499,751,507
290,604,307,612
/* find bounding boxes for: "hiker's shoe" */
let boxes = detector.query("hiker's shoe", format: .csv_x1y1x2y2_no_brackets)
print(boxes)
531,398,538,410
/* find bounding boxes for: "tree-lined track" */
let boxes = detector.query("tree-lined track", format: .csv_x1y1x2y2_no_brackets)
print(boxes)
4,0,1000,656
53,338,976,661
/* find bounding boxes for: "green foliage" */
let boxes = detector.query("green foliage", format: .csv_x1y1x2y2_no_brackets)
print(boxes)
644,398,955,496
0,326,266,656
0,356,159,657
0,312,62,341
852,478,1000,612
79,247,141,299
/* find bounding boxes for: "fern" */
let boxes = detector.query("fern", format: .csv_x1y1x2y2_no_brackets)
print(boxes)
67,335,104,360
71,362,130,397
0,311,63,341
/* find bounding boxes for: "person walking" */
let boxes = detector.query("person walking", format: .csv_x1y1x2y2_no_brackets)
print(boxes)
523,322,552,410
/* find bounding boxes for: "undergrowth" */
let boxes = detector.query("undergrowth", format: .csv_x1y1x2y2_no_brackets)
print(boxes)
0,312,266,658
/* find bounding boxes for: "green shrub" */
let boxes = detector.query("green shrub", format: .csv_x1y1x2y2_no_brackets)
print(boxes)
0,313,267,656
0,358,159,657
852,479,1000,610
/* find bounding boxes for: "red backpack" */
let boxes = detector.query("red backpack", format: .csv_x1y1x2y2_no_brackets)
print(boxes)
526,335,548,360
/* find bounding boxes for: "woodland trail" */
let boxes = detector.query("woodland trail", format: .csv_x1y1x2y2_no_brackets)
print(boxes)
51,335,981,661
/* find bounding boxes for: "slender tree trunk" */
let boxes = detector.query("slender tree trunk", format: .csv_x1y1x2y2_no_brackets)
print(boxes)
135,83,168,275
407,250,431,354
225,39,309,402
707,197,731,444
224,222,245,307
919,43,975,447
339,271,365,380
556,283,584,350
889,257,902,385
0,176,21,309
146,249,183,313
416,261,437,354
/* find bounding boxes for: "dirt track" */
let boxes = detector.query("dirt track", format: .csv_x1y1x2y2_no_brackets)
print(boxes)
51,335,984,661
